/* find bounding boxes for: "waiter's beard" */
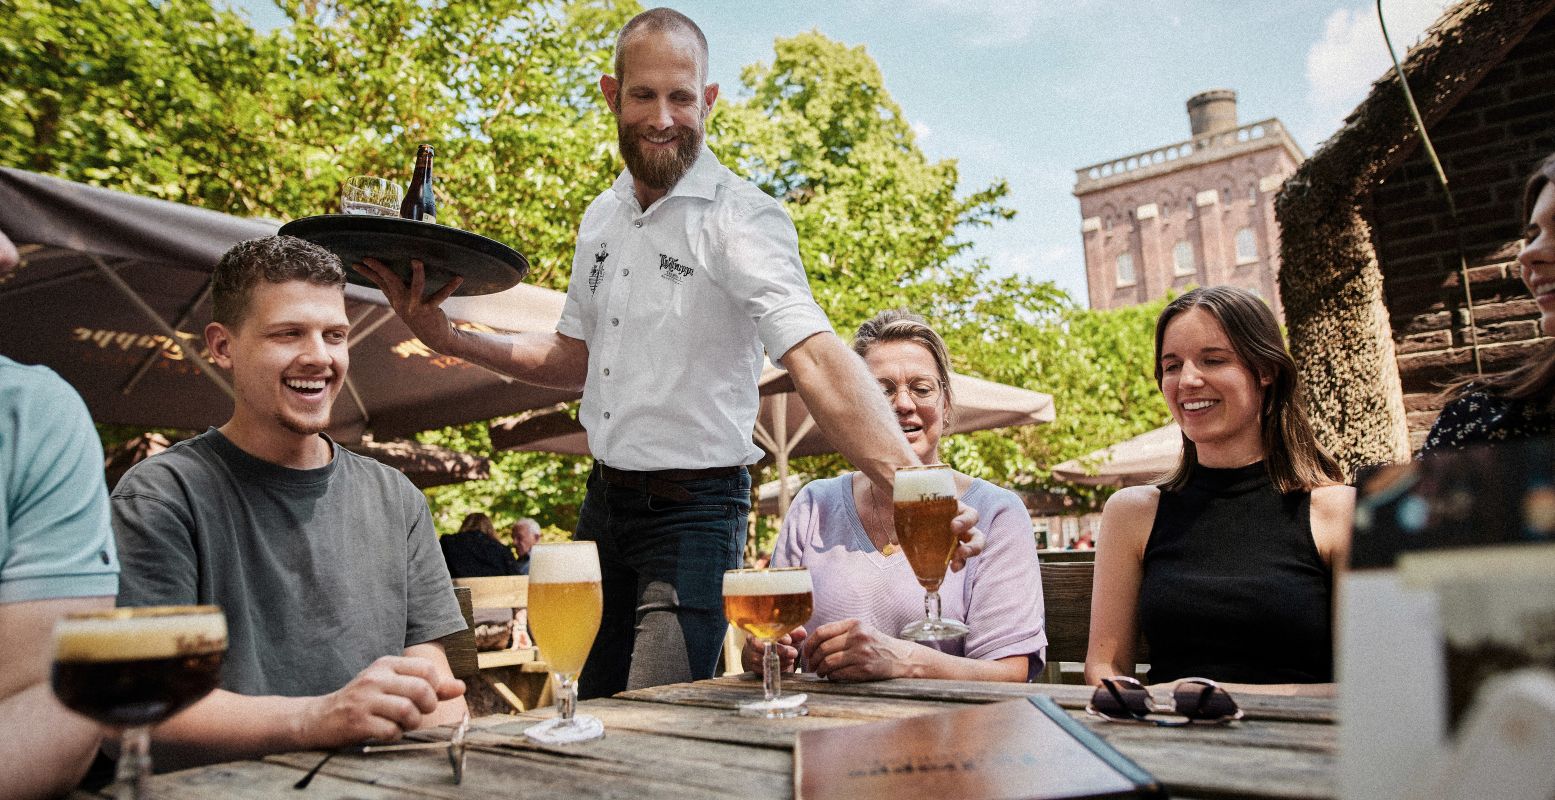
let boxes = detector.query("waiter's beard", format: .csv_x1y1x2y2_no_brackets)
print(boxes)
618,120,702,192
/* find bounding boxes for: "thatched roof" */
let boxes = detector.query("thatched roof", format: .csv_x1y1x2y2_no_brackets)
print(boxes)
1275,0,1555,470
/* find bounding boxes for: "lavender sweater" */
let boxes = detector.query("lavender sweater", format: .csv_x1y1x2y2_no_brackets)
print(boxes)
773,474,1047,676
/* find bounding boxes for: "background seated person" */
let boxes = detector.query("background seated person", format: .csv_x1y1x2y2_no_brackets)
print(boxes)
510,517,540,575
1422,152,1555,452
440,512,523,578
1,352,121,799
111,236,466,769
748,310,1046,682
1085,286,1353,686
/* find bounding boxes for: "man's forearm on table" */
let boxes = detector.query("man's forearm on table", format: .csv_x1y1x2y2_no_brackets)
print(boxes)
147,690,312,769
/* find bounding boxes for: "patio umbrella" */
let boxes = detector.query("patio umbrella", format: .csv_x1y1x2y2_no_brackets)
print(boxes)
0,168,580,441
105,432,490,490
491,365,1056,519
1050,422,1182,487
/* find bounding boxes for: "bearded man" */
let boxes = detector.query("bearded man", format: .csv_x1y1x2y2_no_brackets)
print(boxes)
357,8,980,698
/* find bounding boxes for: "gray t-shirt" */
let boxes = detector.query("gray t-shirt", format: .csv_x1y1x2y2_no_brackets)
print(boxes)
112,428,465,698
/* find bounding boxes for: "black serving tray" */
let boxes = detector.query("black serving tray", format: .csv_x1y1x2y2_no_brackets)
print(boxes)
279,214,528,297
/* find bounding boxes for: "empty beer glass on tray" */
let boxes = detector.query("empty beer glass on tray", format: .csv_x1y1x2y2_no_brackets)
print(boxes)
52,606,227,800
894,464,969,641
723,567,813,718
524,541,605,744
339,176,402,217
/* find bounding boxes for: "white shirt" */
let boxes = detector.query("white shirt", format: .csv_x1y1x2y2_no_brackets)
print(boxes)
556,148,832,471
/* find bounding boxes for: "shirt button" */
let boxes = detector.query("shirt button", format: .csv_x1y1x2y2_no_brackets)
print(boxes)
634,221,642,228
611,317,619,326
602,368,610,376
603,411,611,420
622,268,630,276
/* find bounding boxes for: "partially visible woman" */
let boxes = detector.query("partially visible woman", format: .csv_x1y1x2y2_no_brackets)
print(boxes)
1085,286,1354,686
1421,153,1555,452
749,310,1046,682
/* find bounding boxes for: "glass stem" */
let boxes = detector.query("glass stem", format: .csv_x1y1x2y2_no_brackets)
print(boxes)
925,589,942,623
115,725,151,800
762,640,781,702
556,674,577,722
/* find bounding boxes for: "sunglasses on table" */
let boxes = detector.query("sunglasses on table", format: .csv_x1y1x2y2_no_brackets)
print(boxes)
294,710,469,789
1086,676,1243,726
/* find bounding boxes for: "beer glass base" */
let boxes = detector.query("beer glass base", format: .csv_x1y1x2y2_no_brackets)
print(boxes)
524,714,605,744
899,617,969,642
738,692,808,719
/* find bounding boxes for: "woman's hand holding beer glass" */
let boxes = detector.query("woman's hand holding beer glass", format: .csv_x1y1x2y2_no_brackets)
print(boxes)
724,567,814,718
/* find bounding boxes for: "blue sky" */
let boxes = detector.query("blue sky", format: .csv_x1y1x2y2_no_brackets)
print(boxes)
229,0,1449,305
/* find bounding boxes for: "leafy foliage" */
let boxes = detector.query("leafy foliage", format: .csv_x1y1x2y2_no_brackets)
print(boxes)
7,5,1169,540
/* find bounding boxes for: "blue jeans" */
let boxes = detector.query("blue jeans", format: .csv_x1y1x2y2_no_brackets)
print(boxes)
574,464,750,699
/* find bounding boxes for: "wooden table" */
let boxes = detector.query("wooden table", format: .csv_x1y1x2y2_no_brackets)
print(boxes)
98,675,1336,799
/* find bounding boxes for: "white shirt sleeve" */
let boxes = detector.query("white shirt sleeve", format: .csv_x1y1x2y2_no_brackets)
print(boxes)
712,197,832,368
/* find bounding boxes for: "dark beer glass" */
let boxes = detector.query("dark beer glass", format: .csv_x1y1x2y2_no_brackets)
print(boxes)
52,606,227,799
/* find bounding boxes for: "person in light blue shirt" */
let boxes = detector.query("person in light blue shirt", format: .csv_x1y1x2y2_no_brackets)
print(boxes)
1,350,120,799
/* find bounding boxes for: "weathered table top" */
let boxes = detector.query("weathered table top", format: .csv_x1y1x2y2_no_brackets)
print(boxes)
91,675,1336,799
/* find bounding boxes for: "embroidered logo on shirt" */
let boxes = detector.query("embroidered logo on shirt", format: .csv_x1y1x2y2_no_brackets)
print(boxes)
588,243,609,295
658,253,693,285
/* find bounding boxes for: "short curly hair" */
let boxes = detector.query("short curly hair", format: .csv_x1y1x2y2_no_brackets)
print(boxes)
211,235,345,328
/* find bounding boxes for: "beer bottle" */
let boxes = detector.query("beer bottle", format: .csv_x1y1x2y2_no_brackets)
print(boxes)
399,144,437,224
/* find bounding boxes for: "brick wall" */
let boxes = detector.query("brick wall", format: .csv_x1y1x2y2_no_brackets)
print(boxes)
1369,10,1555,450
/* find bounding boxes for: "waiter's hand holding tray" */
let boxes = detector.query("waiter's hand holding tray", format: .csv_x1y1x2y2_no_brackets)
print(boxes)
278,214,529,297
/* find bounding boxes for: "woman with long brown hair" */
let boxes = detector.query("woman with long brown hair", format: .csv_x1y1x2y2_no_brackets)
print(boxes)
1085,286,1354,685
1421,153,1555,451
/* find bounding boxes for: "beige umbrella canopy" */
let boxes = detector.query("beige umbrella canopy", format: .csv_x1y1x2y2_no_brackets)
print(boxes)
1050,422,1182,488
492,365,1056,518
105,432,491,490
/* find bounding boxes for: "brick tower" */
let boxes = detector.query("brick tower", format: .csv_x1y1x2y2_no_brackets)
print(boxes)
1073,90,1303,317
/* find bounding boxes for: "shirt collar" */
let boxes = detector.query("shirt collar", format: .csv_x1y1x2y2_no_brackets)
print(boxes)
611,146,722,208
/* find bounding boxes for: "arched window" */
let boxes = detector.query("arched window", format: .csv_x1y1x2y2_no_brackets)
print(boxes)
1115,252,1136,286
1247,184,1258,204
1235,228,1258,264
1173,241,1196,276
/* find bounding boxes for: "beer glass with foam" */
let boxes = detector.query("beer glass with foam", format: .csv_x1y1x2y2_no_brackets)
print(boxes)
524,541,605,744
894,464,969,641
52,606,227,800
722,567,813,718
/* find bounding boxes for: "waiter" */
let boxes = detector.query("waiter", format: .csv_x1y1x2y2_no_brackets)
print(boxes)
358,7,978,698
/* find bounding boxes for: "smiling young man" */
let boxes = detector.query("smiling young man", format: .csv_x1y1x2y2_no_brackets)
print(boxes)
355,7,981,700
110,236,467,768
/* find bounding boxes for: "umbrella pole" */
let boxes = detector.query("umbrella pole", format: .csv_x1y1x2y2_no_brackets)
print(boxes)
90,255,233,399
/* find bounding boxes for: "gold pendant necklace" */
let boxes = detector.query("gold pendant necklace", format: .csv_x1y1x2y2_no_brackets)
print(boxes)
867,480,899,556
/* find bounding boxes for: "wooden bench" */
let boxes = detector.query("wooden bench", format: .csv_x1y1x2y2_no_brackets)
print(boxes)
451,576,552,713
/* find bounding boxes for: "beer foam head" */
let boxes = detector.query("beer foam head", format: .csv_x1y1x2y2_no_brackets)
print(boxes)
54,607,227,663
723,568,812,596
529,541,601,583
894,465,956,502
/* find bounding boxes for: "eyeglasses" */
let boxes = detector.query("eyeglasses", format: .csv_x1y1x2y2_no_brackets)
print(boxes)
294,710,469,789
879,378,943,405
1086,677,1243,726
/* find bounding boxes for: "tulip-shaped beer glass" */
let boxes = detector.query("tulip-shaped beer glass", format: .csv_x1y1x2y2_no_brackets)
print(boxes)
723,567,813,718
52,606,227,800
893,464,969,641
524,541,605,744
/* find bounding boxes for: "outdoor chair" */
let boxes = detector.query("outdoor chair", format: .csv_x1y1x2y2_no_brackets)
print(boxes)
1038,559,1148,683
438,586,480,681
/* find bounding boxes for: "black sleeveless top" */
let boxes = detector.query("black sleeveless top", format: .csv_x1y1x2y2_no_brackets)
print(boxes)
1138,462,1334,684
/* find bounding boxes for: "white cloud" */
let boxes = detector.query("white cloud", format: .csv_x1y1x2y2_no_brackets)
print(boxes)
911,120,933,143
1303,0,1451,142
